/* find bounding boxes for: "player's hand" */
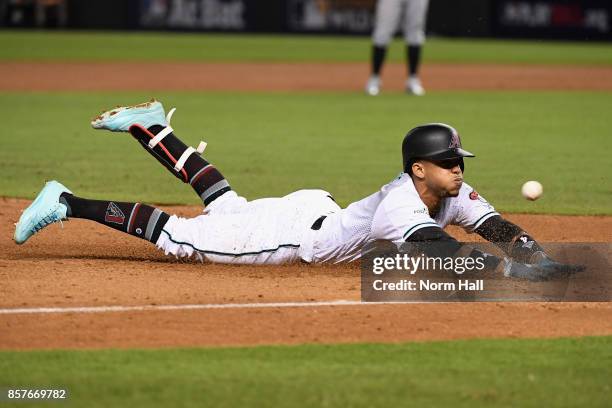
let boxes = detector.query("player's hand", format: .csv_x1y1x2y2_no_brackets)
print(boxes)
535,255,585,274
502,257,585,282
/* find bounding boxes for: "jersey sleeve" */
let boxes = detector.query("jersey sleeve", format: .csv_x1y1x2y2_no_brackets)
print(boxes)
371,187,440,242
451,182,499,232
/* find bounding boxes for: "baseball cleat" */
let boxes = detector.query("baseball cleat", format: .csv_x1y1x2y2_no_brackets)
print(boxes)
14,181,72,245
406,77,425,96
91,99,167,132
365,76,381,96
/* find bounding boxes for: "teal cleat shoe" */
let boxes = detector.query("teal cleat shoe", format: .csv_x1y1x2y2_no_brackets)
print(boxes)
14,181,72,245
91,99,167,132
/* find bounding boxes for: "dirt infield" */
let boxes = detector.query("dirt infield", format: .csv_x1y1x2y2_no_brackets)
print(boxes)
2,62,612,91
1,198,610,350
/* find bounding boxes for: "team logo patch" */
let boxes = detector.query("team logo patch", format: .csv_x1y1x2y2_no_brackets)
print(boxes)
469,190,479,200
105,202,125,225
448,131,461,149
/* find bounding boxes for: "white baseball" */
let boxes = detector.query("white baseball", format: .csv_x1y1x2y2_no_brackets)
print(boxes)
521,181,543,201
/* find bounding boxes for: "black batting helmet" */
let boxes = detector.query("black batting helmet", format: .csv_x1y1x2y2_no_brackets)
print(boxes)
402,123,475,174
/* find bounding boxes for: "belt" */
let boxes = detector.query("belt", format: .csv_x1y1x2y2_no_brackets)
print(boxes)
311,215,327,230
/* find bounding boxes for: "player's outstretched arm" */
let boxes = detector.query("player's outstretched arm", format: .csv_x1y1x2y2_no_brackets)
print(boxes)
405,226,583,281
473,215,584,278
474,215,545,263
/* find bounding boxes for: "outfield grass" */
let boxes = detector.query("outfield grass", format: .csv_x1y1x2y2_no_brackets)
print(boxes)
1,336,610,408
1,31,612,65
0,91,610,214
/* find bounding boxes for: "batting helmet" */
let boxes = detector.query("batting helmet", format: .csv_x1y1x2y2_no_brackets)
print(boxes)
402,123,475,174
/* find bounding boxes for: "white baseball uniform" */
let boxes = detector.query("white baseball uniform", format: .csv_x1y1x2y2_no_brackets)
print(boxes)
156,173,498,265
372,0,430,46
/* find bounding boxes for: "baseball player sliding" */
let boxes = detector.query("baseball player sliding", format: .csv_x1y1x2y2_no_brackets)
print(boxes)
14,100,581,281
366,0,429,96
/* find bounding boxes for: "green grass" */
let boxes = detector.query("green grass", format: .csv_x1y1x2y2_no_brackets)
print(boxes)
1,337,610,408
0,91,610,215
1,30,612,65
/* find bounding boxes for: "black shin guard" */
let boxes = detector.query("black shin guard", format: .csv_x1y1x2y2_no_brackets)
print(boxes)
128,124,231,206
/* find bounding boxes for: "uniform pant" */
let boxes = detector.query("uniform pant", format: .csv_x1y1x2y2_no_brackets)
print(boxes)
372,0,429,46
156,189,341,264
155,187,382,265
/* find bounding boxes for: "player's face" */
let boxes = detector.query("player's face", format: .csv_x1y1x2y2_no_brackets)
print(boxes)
422,158,464,197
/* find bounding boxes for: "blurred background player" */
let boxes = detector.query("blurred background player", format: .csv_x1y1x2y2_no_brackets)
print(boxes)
1,0,67,27
365,0,430,96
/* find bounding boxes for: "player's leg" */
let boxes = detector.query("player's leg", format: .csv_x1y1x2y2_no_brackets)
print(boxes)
13,180,248,264
129,122,231,207
91,100,231,207
403,0,429,95
366,0,402,95
14,181,169,246
14,181,330,265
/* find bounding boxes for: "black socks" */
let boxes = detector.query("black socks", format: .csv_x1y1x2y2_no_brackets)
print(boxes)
372,45,387,76
129,124,232,206
372,45,421,77
60,194,169,244
407,45,421,76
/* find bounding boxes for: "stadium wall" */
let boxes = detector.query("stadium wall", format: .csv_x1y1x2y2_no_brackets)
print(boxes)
1,0,610,41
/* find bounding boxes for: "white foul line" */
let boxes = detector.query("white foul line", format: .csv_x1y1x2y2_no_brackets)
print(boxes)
0,300,396,315
0,299,545,315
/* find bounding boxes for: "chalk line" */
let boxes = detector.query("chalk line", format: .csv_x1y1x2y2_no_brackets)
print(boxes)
0,300,402,315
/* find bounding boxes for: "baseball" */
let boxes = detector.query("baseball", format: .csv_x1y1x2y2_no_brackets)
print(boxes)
521,181,543,201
